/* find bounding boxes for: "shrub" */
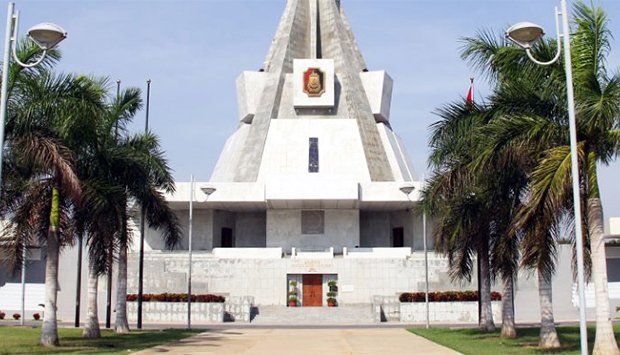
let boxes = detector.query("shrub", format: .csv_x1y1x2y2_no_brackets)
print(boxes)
399,291,502,303
33,313,41,320
12,313,20,320
126,293,225,303
0,311,5,320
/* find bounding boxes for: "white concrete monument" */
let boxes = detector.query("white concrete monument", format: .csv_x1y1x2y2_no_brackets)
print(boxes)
135,0,428,309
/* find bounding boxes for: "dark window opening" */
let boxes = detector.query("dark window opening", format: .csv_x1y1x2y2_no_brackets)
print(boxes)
392,227,404,248
309,137,319,173
221,228,234,248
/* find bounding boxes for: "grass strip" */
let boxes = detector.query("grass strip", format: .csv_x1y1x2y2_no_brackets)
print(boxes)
410,325,620,354
0,326,201,354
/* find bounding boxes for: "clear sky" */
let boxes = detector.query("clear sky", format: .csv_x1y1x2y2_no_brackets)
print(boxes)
6,0,620,225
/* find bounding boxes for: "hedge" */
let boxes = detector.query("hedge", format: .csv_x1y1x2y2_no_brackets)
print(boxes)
399,291,501,303
126,293,225,303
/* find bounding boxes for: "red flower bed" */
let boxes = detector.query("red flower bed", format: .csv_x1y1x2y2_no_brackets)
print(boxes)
126,293,225,303
399,291,502,303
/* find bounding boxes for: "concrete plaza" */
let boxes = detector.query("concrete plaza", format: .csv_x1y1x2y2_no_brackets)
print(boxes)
134,328,459,354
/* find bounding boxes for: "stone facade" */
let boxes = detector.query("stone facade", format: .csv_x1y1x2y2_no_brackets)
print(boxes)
400,301,503,324
127,302,224,323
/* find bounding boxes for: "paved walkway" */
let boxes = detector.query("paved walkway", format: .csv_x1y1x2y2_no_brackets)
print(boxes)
134,328,460,355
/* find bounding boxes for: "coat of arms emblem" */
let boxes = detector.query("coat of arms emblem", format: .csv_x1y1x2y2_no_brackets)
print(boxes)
303,68,325,97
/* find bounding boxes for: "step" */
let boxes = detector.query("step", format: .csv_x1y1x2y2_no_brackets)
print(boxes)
251,304,374,325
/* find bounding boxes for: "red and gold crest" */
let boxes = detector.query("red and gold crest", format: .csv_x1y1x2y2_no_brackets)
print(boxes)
303,67,325,97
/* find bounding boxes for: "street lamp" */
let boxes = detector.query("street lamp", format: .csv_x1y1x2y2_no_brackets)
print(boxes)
187,179,215,329
506,1,588,354
400,182,430,329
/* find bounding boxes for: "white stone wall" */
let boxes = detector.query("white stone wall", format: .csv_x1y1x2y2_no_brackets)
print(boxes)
135,209,214,251
127,251,463,306
360,211,390,246
400,301,502,323
235,212,267,247
360,210,426,249
127,302,224,323
266,209,359,253
257,119,372,182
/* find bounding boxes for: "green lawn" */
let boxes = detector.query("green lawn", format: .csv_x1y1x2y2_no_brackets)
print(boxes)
410,325,620,354
0,326,201,354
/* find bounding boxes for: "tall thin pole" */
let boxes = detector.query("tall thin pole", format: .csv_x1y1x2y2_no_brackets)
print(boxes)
0,3,15,200
187,176,194,329
561,1,587,353
105,80,122,329
74,234,83,327
114,80,120,137
145,79,151,131
137,79,151,329
20,240,25,326
422,176,429,329
105,252,112,328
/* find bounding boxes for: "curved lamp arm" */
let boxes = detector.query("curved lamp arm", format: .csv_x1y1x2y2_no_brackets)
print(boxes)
513,7,563,66
10,10,49,68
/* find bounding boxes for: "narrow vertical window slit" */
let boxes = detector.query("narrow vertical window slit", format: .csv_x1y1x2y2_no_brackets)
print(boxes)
309,137,319,173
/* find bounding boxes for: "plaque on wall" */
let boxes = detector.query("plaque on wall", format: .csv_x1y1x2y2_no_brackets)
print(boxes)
301,210,324,235
293,59,335,107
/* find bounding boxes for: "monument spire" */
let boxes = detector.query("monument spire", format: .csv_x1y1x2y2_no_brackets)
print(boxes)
217,0,395,182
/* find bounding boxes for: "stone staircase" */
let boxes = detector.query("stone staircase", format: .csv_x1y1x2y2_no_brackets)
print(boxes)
251,304,374,325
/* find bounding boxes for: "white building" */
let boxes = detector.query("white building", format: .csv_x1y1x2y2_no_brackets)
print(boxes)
123,0,620,317
3,0,619,325
133,0,430,308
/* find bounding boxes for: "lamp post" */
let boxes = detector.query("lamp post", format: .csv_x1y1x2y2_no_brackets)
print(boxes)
0,2,66,327
186,179,215,329
20,239,26,326
0,2,66,198
137,79,151,329
506,1,587,353
400,182,430,329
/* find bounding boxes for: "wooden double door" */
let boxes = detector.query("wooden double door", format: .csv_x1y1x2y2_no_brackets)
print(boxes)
302,274,323,307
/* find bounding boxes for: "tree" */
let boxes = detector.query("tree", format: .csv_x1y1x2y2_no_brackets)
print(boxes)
0,44,105,346
424,102,503,332
75,86,181,336
461,2,620,353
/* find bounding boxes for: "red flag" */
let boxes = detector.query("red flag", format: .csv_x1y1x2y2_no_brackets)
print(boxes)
466,77,474,104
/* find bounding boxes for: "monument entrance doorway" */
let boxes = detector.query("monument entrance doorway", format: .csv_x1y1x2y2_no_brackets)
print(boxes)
302,274,323,306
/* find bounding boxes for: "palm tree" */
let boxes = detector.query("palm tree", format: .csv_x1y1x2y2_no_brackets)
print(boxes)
424,102,500,332
75,86,181,336
111,131,181,334
461,2,620,353
0,45,105,346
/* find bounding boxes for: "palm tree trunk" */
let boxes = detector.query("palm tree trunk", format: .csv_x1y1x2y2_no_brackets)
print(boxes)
501,274,516,338
40,225,60,346
587,197,620,355
537,269,560,348
478,242,496,332
115,241,130,333
83,262,101,338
